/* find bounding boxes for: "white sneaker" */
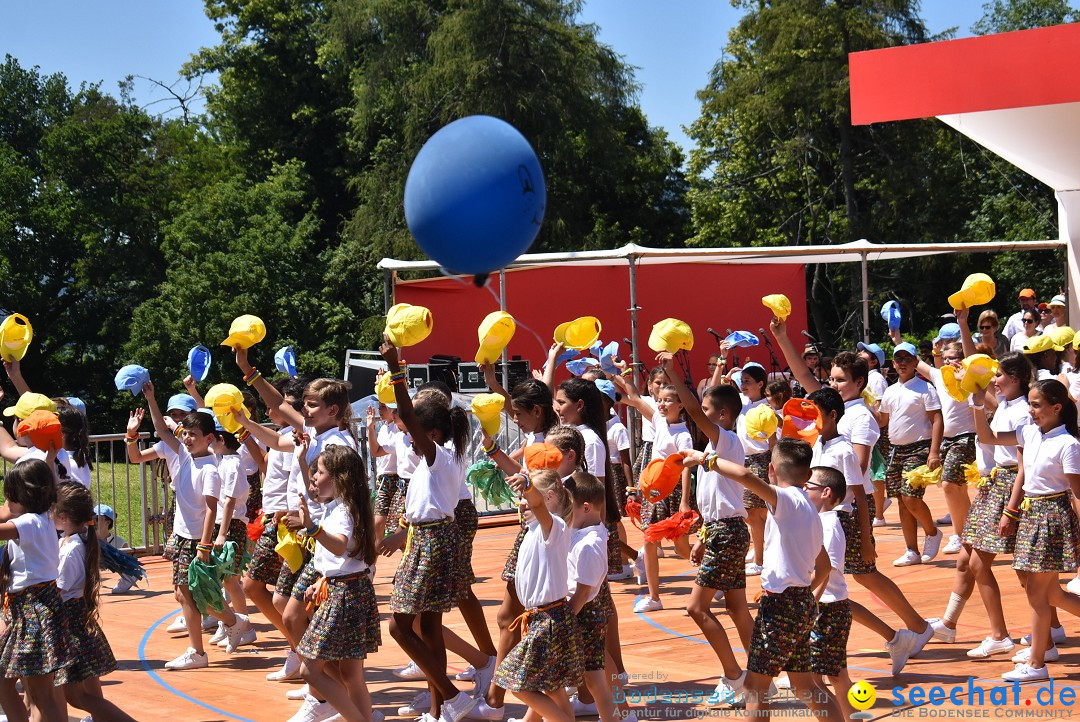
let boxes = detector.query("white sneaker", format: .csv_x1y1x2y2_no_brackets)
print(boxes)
774,674,791,689
1002,663,1050,682
1068,577,1080,596
633,597,663,613
928,618,956,644
968,637,1015,658
439,691,478,722
1013,646,1059,663
943,535,963,555
111,576,135,594
921,531,944,562
745,563,763,577
456,664,478,681
633,547,646,585
209,621,228,645
472,656,496,699
893,550,921,567
202,615,217,631
607,565,633,581
164,647,208,671
657,545,667,558
397,691,431,717
287,695,337,722
569,694,597,716
707,671,746,706
394,660,427,680
267,650,304,681
912,622,936,656
287,684,311,700
220,625,256,648
887,629,917,675
936,513,952,526
745,547,755,563
224,614,251,653
165,614,188,633
327,712,383,722
466,699,504,721
872,517,887,528
883,498,893,513
1020,626,1066,646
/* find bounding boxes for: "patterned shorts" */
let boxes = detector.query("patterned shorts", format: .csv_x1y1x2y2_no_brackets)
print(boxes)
391,478,410,532
213,518,250,576
641,481,682,529
885,440,931,499
454,498,479,590
747,586,816,677
575,595,609,671
390,520,465,614
374,473,402,519
634,441,653,482
247,515,285,585
961,468,1017,556
246,474,262,524
743,452,771,510
941,434,976,486
605,520,622,575
696,518,749,591
810,599,851,677
837,495,877,575
1012,493,1080,573
494,602,584,692
55,597,117,685
290,559,323,602
612,462,629,517
0,582,76,678
170,535,199,587
875,430,892,482
502,523,528,583
275,547,314,598
298,574,381,661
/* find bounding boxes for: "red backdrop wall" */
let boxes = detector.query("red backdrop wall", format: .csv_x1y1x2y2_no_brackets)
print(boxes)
393,262,808,382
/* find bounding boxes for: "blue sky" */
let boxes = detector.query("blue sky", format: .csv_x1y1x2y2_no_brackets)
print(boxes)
1,1,988,153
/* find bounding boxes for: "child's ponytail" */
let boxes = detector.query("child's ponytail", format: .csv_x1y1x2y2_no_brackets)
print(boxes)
448,406,469,461
57,403,93,470
54,482,101,630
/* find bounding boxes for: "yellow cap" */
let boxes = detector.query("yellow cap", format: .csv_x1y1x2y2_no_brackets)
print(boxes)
940,365,969,403
553,316,602,350
375,373,397,406
648,318,694,354
761,294,791,322
275,526,306,574
3,392,56,419
1049,326,1075,349
0,314,33,363
744,404,778,441
475,311,516,364
385,303,433,347
221,314,267,349
1024,334,1063,354
471,393,505,437
947,273,996,310
204,383,250,434
960,354,999,394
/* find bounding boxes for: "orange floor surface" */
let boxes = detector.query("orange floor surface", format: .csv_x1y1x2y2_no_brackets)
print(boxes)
89,492,1080,721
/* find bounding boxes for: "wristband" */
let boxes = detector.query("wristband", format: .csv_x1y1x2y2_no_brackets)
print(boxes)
399,518,409,530
244,370,262,386
306,524,321,537
972,405,985,410
705,454,718,472
173,424,184,439
483,440,499,456
237,429,250,443
619,368,633,378
1002,507,1021,521
389,377,407,386
932,351,943,357
125,437,139,446
388,370,407,382
520,473,532,491
196,543,213,552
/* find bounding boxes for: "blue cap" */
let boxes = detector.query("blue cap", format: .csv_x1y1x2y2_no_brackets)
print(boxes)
274,346,298,377
65,397,86,415
543,348,579,369
598,341,620,375
730,370,743,388
743,361,765,372
856,342,885,368
93,504,115,523
893,342,918,358
588,340,605,358
114,364,150,396
934,323,961,344
594,379,616,401
881,300,901,332
187,345,212,382
724,330,759,348
566,357,599,376
166,394,198,413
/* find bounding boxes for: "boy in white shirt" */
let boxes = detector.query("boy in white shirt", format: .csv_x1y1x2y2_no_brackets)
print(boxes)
681,439,843,721
877,342,945,566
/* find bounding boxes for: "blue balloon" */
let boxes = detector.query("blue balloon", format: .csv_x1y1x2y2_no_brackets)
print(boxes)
404,115,546,276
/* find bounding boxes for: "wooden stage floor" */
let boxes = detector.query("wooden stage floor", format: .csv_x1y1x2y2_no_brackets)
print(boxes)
94,492,1080,721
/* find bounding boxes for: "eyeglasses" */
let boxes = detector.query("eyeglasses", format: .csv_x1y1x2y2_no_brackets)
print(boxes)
706,363,718,369
804,481,825,491
979,325,995,330
1040,309,1052,314
943,356,963,363
1023,319,1036,324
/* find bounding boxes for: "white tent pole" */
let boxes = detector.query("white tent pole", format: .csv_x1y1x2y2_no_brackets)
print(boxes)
861,250,870,343
628,254,641,462
499,271,508,367
383,269,393,314
1058,191,1080,329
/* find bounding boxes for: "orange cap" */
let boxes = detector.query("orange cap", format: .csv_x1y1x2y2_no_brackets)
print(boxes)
781,398,824,447
639,454,684,503
524,443,563,472
16,410,62,451
1018,288,1036,299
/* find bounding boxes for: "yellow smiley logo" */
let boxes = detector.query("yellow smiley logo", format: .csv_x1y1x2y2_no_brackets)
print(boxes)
848,680,876,711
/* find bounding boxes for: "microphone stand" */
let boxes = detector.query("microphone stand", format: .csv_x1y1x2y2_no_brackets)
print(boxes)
759,331,790,381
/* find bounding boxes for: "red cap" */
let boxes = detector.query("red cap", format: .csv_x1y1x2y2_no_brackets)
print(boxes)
1019,288,1036,299
524,443,563,472
16,410,62,451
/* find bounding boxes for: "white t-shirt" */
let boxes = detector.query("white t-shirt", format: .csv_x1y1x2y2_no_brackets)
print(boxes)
216,454,249,525
287,426,356,512
736,398,773,456
152,440,191,493
577,424,608,478
879,377,941,447
606,416,631,464
394,431,420,479
926,368,976,439
404,443,461,523
568,524,609,603
650,415,692,461
761,485,822,594
1066,372,1080,403
837,399,880,493
1010,332,1037,352
1003,311,1025,341
991,396,1030,468
261,428,294,514
697,428,747,521
520,431,546,472
173,454,220,540
811,436,862,512
640,397,658,443
375,422,399,476
866,369,889,402
57,534,87,602
514,514,572,608
818,510,848,603
1020,424,1080,495
7,512,59,592
16,448,81,486
1036,368,1054,381
313,501,370,577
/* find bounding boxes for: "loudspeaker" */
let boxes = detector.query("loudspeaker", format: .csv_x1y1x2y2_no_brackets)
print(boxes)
496,359,531,391
427,355,460,392
457,363,487,393
406,364,430,389
343,356,383,402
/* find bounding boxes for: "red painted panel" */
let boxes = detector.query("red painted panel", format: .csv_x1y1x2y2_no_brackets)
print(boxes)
850,23,1080,125
393,262,808,381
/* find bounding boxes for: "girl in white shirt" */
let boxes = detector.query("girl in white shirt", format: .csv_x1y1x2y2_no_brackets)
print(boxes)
53,482,135,721
295,445,381,722
367,402,402,539
997,379,1080,683
57,402,93,488
208,428,253,648
0,459,71,722
734,364,772,575
494,468,581,720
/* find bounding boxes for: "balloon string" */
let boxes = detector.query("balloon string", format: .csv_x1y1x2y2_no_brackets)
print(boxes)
436,266,548,360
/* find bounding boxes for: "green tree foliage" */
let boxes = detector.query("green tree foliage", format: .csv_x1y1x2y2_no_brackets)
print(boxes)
972,0,1077,33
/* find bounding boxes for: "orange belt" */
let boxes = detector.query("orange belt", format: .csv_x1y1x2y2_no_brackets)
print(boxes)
3,581,53,614
304,571,368,614
509,599,566,635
